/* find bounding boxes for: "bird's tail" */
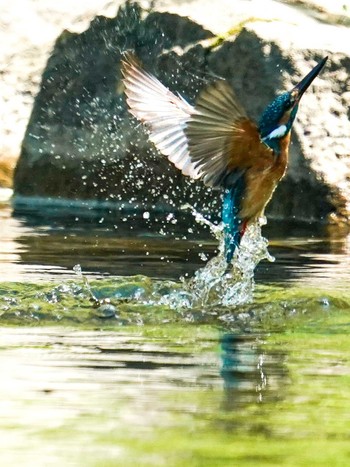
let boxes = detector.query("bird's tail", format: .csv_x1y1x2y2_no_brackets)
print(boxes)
222,185,245,263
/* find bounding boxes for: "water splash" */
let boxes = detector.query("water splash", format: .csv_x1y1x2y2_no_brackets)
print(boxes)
73,264,106,306
73,206,274,310
161,205,274,308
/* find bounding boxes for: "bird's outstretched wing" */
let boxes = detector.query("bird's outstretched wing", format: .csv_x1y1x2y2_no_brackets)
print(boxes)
121,52,200,179
121,53,273,263
186,81,264,188
121,52,270,190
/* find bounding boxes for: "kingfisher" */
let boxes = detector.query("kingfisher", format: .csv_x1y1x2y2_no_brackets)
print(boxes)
121,52,328,263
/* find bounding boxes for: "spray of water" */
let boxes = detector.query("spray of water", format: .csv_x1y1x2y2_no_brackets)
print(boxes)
72,206,274,310
161,205,275,308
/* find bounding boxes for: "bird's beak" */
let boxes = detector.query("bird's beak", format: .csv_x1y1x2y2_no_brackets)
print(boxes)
292,56,328,100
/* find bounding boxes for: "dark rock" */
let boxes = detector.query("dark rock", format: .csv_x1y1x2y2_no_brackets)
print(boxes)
14,0,350,226
14,1,217,214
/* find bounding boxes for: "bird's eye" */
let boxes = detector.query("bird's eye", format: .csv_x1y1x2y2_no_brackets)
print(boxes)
283,96,293,110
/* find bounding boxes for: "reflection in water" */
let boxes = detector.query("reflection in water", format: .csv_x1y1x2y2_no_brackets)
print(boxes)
0,205,68,282
0,327,291,465
1,199,350,465
220,334,288,413
1,200,350,288
1,318,350,464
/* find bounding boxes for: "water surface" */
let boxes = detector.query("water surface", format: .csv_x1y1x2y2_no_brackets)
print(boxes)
1,197,350,466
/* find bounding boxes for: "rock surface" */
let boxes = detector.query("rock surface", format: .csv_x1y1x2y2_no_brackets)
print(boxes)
0,0,125,187
11,0,350,225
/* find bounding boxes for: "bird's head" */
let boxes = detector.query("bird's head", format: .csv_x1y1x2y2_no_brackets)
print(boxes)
258,56,328,153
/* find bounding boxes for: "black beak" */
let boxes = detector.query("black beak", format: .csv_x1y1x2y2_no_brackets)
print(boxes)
293,56,328,100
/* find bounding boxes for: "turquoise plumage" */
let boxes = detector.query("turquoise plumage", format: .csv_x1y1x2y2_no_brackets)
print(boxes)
121,53,328,263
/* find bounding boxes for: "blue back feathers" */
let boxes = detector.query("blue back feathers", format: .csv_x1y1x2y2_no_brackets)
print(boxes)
222,177,245,263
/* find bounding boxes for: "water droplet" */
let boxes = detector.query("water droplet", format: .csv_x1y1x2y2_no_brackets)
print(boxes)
157,207,273,308
73,264,82,276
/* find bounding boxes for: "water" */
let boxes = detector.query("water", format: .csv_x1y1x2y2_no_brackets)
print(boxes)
3,198,350,289
1,196,350,466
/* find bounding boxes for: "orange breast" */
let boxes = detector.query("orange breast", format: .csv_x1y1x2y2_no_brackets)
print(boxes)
238,132,290,222
224,119,290,223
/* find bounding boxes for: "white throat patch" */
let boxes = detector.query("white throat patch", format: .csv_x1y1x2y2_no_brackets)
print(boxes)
263,124,288,141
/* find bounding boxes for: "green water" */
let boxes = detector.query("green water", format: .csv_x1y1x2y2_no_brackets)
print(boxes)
1,200,350,466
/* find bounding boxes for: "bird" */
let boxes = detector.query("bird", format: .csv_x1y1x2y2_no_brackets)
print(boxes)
121,52,328,263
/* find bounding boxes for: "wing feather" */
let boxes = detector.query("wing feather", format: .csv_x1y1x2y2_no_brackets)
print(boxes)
186,80,264,188
121,52,200,179
121,52,273,188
